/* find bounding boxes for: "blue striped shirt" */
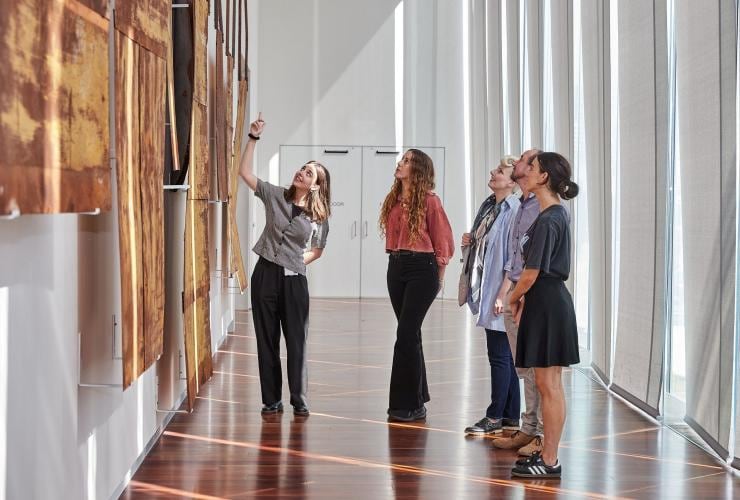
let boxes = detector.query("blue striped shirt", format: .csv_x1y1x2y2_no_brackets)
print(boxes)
470,194,520,331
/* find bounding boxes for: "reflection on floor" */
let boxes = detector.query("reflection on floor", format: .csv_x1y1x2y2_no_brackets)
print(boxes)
122,299,739,499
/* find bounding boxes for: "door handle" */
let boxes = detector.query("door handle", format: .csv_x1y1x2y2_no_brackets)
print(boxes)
352,221,357,238
363,220,368,238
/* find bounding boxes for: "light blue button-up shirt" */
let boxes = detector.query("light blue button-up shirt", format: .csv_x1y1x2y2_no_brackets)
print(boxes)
467,193,521,331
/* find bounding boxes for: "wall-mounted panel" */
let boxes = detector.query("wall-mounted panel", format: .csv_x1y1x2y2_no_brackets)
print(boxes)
116,32,167,388
115,0,169,60
0,0,110,216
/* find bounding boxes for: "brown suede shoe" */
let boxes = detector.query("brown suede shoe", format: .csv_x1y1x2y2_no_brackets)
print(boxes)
518,435,543,456
492,430,535,450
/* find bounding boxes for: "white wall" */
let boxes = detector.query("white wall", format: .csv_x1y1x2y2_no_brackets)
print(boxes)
247,0,469,298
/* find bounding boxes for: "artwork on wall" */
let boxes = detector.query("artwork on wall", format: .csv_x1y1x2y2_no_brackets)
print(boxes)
115,0,169,60
183,198,213,410
166,9,181,174
0,0,111,216
170,5,194,184
227,0,249,293
193,0,208,107
181,0,214,410
229,80,249,293
115,28,167,389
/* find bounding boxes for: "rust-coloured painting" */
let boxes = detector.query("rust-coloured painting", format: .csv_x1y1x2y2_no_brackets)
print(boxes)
115,0,169,60
0,0,111,216
139,47,166,369
189,102,211,200
116,34,145,386
214,30,228,201
193,0,209,106
229,80,248,293
225,58,235,199
166,10,180,172
183,198,213,410
116,31,167,389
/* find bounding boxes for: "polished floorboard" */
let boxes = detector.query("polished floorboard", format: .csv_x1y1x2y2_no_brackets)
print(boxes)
122,299,740,499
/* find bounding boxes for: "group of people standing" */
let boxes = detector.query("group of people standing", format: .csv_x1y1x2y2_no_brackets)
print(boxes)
459,149,580,478
238,114,580,479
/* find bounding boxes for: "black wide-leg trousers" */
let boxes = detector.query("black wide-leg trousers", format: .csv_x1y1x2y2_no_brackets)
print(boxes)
387,252,439,411
251,257,310,408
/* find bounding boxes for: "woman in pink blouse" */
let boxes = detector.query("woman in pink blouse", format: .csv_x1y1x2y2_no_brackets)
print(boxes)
379,149,455,422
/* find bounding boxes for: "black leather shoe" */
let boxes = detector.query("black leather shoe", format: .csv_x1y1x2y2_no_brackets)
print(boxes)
293,405,310,416
388,406,427,422
261,402,284,414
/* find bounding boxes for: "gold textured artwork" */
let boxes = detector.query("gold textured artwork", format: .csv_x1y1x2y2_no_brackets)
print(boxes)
181,0,214,410
183,198,213,410
193,0,209,106
115,0,169,60
115,31,166,389
229,80,249,293
0,0,110,216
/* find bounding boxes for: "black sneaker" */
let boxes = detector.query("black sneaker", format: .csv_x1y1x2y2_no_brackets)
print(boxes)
387,406,427,422
511,452,561,478
293,405,310,416
464,417,502,435
502,418,520,430
261,401,284,414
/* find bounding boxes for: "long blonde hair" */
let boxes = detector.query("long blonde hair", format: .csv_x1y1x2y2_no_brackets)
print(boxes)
379,149,435,243
286,161,332,222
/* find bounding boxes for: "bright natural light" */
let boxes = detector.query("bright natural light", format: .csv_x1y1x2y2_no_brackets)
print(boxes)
572,0,591,349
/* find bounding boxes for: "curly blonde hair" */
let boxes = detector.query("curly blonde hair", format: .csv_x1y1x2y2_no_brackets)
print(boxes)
379,149,435,243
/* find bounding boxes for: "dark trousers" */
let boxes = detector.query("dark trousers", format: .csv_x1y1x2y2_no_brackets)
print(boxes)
251,257,310,407
485,328,520,420
387,252,439,410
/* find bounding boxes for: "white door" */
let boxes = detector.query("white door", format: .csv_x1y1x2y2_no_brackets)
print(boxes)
360,146,445,298
280,146,362,298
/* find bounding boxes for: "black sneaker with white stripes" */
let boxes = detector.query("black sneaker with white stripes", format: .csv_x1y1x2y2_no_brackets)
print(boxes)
511,452,562,478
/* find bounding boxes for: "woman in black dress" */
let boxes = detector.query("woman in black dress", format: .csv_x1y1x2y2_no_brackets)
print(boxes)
508,152,579,478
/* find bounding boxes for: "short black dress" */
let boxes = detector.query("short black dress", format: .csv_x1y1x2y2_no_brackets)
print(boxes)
515,204,580,368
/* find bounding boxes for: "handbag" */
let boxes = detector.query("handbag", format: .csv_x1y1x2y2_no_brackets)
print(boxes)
457,244,472,306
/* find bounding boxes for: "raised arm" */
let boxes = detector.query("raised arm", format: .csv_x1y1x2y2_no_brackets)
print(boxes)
238,112,265,191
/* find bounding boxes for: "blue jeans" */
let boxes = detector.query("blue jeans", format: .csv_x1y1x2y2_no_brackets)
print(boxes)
485,329,520,420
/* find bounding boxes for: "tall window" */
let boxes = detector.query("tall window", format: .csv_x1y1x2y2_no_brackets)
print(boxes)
666,0,686,403
572,0,591,349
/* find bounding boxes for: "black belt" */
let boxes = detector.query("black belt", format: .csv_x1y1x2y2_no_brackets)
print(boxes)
388,250,433,257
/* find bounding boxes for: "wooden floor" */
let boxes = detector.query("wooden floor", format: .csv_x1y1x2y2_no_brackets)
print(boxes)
122,299,740,499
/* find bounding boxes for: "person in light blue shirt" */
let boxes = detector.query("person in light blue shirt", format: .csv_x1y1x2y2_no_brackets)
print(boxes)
460,157,521,436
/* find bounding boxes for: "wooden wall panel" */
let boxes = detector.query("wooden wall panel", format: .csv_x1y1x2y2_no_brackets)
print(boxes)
189,102,211,200
225,59,235,195
193,0,209,105
78,0,107,17
166,11,180,172
228,204,247,293
183,199,213,410
0,0,110,216
139,48,167,368
115,0,169,60
214,31,228,201
172,6,194,179
116,34,145,388
116,31,167,388
228,80,248,292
